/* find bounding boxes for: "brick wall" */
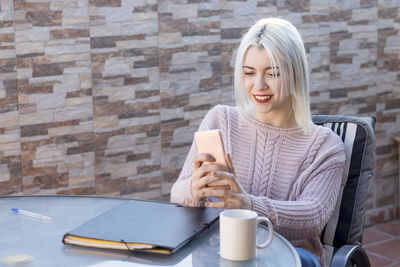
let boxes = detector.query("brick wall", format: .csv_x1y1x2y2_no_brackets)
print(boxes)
0,0,399,226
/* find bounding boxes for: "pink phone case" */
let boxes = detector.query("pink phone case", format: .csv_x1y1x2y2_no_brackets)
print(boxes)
194,130,229,188
195,129,226,165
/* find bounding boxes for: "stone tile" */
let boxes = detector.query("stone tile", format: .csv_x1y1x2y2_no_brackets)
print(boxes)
365,253,395,267
374,219,400,237
363,228,392,245
366,239,400,261
0,0,22,196
14,0,94,195
90,0,161,196
158,0,222,192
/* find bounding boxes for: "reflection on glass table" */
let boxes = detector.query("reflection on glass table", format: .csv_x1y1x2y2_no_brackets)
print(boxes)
0,196,300,267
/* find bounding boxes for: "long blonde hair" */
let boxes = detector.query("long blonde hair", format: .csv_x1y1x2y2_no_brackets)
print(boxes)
234,17,311,133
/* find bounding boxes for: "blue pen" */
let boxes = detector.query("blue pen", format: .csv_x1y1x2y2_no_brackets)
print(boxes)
11,208,51,221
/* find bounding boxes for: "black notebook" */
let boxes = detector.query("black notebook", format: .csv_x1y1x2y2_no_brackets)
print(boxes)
62,199,221,255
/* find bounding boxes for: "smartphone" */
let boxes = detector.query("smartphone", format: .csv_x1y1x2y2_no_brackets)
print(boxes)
194,129,230,188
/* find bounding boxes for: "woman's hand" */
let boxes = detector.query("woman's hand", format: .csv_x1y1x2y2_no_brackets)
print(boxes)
202,154,252,210
190,153,229,203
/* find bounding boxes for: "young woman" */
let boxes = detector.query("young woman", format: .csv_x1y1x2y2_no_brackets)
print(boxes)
170,17,345,267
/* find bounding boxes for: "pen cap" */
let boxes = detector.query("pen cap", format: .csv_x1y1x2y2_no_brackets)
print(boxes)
11,208,19,212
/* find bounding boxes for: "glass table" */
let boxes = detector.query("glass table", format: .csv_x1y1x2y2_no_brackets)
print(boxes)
0,196,301,266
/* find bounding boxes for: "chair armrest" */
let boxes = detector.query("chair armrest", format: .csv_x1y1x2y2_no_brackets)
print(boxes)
330,245,371,267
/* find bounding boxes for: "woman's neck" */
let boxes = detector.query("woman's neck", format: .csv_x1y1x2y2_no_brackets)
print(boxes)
252,110,298,129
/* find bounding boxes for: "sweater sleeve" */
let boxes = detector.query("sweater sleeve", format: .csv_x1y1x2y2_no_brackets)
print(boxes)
250,131,345,240
170,105,223,206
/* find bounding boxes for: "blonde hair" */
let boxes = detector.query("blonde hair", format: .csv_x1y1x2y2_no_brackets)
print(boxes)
234,17,311,133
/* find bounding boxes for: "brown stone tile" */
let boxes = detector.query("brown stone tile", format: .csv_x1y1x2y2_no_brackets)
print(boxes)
57,187,96,195
66,144,94,155
365,253,395,267
330,10,352,22
161,94,189,109
363,228,392,245
137,165,161,175
90,0,121,7
120,104,160,118
19,82,54,94
25,10,62,26
0,20,13,27
14,1,48,10
22,165,57,177
33,173,69,190
374,220,400,237
361,0,376,8
0,33,14,42
279,0,309,12
135,90,159,99
91,51,122,63
51,29,89,40
0,60,16,75
385,98,400,110
183,104,211,112
68,89,93,98
366,239,400,261
16,103,35,114
95,177,126,195
21,124,48,137
47,120,81,128
90,37,116,49
198,9,220,18
94,101,124,116
0,176,23,195
32,62,73,77
124,77,149,85
126,152,151,162
0,98,19,113
55,135,79,144
378,6,398,19
158,18,188,33
133,4,157,13
301,15,330,23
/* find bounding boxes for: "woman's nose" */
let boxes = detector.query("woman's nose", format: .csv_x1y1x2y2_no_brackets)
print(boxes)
254,76,267,90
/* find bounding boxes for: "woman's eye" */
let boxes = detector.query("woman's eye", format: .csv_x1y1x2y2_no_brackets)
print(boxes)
244,72,254,75
266,72,280,77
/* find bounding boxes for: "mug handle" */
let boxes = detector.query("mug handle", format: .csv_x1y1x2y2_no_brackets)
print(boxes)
256,216,274,249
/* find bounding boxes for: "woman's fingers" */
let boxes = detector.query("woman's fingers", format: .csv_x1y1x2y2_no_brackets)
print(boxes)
192,163,228,182
201,189,249,209
225,153,235,174
205,200,241,209
210,170,240,192
193,174,226,190
201,189,243,201
191,153,239,204
193,153,215,170
191,167,228,202
200,187,232,198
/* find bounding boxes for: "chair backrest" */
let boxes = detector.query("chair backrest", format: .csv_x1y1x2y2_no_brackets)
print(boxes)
312,115,376,264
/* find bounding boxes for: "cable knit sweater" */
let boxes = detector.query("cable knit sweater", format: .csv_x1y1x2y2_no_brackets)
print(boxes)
170,105,345,266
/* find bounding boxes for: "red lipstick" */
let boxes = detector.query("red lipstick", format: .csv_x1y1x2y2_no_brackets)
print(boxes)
253,94,273,103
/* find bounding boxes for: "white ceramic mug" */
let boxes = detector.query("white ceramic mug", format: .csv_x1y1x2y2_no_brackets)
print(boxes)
220,209,274,261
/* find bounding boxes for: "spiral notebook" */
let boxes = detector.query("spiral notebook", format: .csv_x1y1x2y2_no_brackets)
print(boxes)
62,199,220,255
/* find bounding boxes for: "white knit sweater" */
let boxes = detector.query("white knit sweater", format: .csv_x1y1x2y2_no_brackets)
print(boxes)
171,105,345,266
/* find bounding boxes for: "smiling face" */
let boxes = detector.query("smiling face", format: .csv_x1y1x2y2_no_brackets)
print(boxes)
242,46,297,128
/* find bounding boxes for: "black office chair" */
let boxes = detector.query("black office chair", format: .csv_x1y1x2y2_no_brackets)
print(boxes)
312,115,375,267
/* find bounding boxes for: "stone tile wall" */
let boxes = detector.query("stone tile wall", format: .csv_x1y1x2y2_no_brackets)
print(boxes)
0,0,399,226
